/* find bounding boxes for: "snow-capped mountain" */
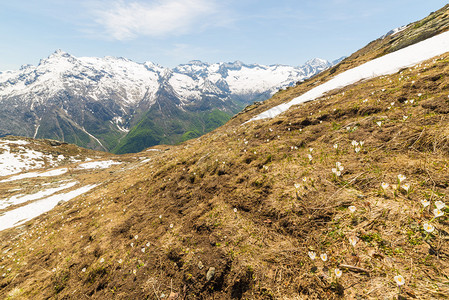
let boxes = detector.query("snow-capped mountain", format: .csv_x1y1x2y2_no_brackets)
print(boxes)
0,51,337,153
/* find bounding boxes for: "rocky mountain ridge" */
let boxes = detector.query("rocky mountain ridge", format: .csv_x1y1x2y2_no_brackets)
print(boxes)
0,52,336,153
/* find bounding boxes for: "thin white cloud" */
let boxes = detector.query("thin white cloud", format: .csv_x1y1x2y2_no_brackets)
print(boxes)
92,0,221,40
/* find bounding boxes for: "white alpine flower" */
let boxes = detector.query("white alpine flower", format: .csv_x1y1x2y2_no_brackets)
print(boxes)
423,223,435,233
394,275,405,286
308,251,316,260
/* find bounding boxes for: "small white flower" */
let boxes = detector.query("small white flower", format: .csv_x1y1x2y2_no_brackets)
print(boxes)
100,258,104,263
421,199,430,207
351,140,358,147
308,154,313,161
82,268,86,272
141,248,146,253
403,116,408,121
332,168,337,174
410,99,415,104
159,215,162,219
348,236,358,247
394,275,405,286
433,209,444,218
233,208,238,213
390,102,395,106
146,242,150,247
401,183,410,192
130,242,134,247
333,144,338,150
118,259,123,264
170,224,174,229
335,268,342,278
423,223,435,233
376,121,382,127
418,93,422,97
320,253,328,262
435,200,446,210
309,148,314,152
397,174,406,182
302,177,307,182
348,206,356,213
346,126,351,131
134,235,138,240
354,147,361,153
381,182,389,190
308,251,316,260
359,141,364,147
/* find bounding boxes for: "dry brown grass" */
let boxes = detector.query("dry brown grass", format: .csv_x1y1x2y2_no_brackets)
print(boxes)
1,53,449,299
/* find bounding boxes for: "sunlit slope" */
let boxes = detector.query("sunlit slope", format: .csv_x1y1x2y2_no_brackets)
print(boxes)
232,4,449,125
1,6,449,300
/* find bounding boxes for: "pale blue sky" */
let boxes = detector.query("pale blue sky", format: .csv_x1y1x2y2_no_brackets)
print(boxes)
0,0,447,70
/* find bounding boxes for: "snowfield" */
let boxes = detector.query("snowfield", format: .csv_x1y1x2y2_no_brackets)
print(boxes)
77,160,121,169
0,140,126,231
0,181,77,210
0,168,68,183
0,184,98,231
249,30,449,122
0,142,51,177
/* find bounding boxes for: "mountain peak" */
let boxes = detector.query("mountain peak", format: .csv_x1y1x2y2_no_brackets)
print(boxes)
49,49,72,59
304,57,330,66
187,60,209,66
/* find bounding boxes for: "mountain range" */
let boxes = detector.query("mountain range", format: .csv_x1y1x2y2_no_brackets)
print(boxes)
0,53,341,153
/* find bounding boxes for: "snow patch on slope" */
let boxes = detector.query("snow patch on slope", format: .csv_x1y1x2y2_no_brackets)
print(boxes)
77,160,121,169
0,141,64,177
0,181,77,210
250,30,449,121
0,168,68,183
0,184,98,231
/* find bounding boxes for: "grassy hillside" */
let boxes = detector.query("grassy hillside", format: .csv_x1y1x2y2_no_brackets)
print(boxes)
1,6,449,300
112,97,239,154
234,4,449,125
1,52,449,299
